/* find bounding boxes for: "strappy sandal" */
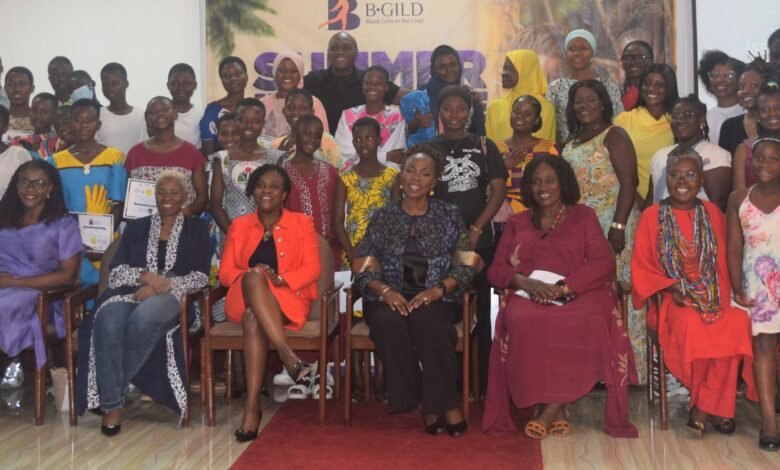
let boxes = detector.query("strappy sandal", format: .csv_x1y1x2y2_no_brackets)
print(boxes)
524,420,547,439
710,417,736,434
351,389,363,404
686,410,706,438
549,420,572,437
286,360,313,400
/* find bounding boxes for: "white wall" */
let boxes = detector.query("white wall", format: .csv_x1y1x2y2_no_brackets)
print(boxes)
0,0,206,109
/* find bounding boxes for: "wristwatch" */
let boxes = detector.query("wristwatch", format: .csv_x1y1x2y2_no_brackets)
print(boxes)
436,281,448,296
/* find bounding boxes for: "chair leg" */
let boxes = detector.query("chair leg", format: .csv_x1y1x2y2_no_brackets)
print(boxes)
471,338,480,405
658,345,669,431
205,345,216,427
35,365,45,425
344,342,352,426
318,345,327,425
200,341,206,406
363,351,372,402
67,350,77,426
647,336,655,411
334,335,341,401
225,350,233,406
462,342,469,422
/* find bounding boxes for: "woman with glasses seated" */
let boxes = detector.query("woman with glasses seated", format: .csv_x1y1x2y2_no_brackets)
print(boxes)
0,161,81,389
632,149,755,438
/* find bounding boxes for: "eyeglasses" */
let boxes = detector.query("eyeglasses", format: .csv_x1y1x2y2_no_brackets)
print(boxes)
17,178,50,190
707,71,737,80
621,54,651,62
670,111,699,122
668,170,699,182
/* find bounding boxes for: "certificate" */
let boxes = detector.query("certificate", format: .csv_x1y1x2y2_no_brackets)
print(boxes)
74,213,114,253
123,178,157,219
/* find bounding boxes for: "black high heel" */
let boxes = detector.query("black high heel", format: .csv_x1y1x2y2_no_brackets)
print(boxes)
446,420,468,437
101,423,121,437
235,412,263,442
424,415,445,435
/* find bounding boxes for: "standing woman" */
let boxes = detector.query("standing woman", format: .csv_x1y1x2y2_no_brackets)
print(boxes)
619,40,654,111
718,58,773,155
733,80,780,191
219,165,321,441
125,96,208,216
616,63,679,206
698,51,745,145
487,49,555,144
426,85,507,395
648,95,732,211
546,30,624,144
401,45,485,146
727,137,780,451
200,56,248,157
498,95,558,215
562,79,642,376
260,52,328,139
0,161,81,389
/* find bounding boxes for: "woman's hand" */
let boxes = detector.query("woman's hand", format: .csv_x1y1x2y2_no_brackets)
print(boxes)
409,109,434,133
252,264,286,287
134,285,157,301
519,278,559,302
408,286,444,311
383,289,410,316
665,282,686,307
280,135,295,154
733,291,754,308
467,228,480,250
607,227,626,255
139,272,171,294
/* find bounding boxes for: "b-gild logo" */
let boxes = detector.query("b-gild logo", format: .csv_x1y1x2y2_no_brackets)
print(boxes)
318,0,360,31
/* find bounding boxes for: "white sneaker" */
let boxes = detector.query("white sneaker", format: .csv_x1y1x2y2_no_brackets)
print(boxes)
273,368,294,386
0,362,23,390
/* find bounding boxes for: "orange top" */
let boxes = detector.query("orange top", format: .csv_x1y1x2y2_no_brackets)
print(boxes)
218,209,321,330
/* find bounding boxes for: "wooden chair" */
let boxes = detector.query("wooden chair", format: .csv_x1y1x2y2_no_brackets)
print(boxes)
645,294,668,430
342,286,478,426
201,235,341,426
62,239,205,426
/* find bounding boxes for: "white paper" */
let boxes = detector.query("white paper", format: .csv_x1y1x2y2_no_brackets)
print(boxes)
123,178,157,219
514,270,565,306
334,270,353,314
74,212,114,253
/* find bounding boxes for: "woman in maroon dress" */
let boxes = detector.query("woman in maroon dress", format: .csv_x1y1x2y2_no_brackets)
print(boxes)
482,154,638,439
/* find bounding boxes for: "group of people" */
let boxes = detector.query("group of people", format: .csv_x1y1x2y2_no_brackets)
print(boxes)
0,27,778,452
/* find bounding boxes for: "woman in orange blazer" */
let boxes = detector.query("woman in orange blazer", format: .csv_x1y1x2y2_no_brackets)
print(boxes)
218,165,321,442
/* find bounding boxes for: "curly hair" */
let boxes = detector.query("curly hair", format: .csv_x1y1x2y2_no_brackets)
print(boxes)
0,160,69,229
672,94,709,142
245,164,292,198
403,144,445,178
638,63,679,113
519,154,581,210
566,79,614,135
698,50,745,93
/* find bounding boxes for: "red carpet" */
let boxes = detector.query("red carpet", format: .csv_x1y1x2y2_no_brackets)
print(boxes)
231,400,542,469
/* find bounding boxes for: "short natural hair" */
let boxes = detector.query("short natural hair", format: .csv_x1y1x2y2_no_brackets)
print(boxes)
667,147,704,173
519,154,581,210
156,170,189,194
403,144,445,178
698,50,745,93
100,62,128,80
245,164,292,197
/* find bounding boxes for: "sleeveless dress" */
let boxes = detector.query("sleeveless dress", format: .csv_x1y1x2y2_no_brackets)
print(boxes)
739,186,780,335
563,126,645,381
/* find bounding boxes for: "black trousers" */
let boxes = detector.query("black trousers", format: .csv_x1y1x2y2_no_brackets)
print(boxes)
364,300,460,415
475,245,495,395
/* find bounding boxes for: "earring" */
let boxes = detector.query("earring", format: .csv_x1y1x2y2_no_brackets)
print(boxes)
399,184,403,190
429,189,434,196
46,194,50,199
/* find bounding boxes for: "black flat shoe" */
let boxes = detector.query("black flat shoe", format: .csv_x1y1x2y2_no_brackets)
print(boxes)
710,418,736,434
424,415,446,435
446,420,468,437
759,435,780,452
101,424,121,437
234,427,259,442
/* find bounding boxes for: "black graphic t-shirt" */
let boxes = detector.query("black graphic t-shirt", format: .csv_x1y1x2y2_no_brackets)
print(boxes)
427,133,507,248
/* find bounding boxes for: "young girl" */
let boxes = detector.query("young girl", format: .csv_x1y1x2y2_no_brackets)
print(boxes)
200,56,247,157
125,96,208,216
333,116,398,403
733,80,780,190
50,99,127,284
727,137,780,451
334,66,406,169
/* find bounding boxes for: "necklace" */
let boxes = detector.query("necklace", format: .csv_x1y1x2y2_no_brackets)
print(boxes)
539,204,567,239
261,214,281,242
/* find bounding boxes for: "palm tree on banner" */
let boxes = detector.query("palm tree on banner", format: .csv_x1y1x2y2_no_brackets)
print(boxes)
207,0,276,58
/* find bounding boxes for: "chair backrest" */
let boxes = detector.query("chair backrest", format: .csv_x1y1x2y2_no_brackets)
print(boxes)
308,235,334,321
97,238,122,296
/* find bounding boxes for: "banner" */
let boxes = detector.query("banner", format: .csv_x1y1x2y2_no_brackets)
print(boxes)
205,0,676,103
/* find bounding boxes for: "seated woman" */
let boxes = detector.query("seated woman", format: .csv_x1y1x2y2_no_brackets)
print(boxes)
218,164,321,442
353,145,480,437
76,170,210,436
483,154,638,439
632,149,755,438
0,161,81,389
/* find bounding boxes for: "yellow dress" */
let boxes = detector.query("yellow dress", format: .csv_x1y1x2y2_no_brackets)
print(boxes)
615,107,674,199
341,166,398,268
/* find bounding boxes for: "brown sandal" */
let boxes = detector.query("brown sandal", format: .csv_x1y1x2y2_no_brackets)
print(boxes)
686,411,706,438
710,417,736,434
549,420,572,437
524,420,547,439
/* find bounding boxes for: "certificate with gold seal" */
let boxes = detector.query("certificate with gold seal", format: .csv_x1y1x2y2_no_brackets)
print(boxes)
73,213,114,253
123,178,157,219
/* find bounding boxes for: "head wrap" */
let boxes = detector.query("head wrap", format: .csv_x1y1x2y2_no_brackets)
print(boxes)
272,51,305,89
564,29,597,53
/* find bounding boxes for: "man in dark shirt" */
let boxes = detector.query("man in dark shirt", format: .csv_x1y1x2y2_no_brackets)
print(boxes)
304,32,406,131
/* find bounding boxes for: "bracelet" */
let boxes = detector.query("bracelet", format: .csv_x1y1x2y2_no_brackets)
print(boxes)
436,281,448,296
469,225,483,234
610,222,626,231
379,284,392,296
